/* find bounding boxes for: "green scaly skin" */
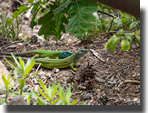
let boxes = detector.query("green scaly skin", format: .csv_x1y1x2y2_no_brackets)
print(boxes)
4,49,88,70
0,50,72,59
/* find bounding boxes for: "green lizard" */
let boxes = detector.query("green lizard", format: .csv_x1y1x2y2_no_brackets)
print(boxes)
0,49,73,59
2,49,88,70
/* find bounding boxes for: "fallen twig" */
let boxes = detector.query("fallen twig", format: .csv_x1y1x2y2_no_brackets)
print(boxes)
89,49,105,62
124,80,140,84
15,0,24,5
128,93,140,97
36,63,41,73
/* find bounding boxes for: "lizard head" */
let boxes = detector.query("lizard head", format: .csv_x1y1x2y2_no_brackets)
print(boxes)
60,51,73,59
75,49,88,62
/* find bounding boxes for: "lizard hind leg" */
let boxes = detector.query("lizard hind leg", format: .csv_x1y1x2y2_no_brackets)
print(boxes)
33,54,39,58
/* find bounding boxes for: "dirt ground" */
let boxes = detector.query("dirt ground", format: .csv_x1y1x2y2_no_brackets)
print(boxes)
0,0,140,105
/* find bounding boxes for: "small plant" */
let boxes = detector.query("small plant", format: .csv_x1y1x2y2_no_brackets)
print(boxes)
0,12,21,40
4,53,39,95
0,54,39,105
31,79,79,105
37,79,60,105
56,84,78,105
0,71,14,105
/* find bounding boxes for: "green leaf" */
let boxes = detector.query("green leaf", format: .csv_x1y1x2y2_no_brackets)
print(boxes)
38,13,55,36
121,40,130,51
130,21,139,29
121,17,128,24
2,73,8,89
116,29,124,36
135,35,140,43
31,1,41,13
69,99,78,105
13,69,18,79
25,58,32,68
12,6,30,19
51,97,60,105
66,85,71,104
37,98,47,105
4,57,16,69
18,78,25,88
66,5,97,37
28,0,34,4
30,1,41,29
22,85,28,92
52,11,65,33
26,95,31,104
38,86,50,102
56,91,65,104
19,57,25,73
51,80,56,88
125,35,133,43
2,71,13,90
51,85,58,99
30,88,40,100
56,84,65,102
6,18,12,27
119,11,135,23
82,100,87,105
26,71,39,80
9,76,15,85
105,35,118,52
38,79,50,98
24,59,35,77
11,53,21,69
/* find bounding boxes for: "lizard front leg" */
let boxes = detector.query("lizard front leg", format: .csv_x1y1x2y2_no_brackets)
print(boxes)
70,63,77,71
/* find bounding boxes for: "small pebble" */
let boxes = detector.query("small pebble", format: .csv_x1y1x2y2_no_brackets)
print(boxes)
52,68,60,73
131,44,137,49
99,49,108,55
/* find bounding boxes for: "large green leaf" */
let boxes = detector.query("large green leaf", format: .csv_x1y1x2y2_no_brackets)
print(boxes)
28,0,34,4
135,35,140,43
125,33,134,43
38,13,55,36
130,21,139,29
18,78,25,88
38,0,70,38
105,35,118,52
12,6,30,19
116,29,124,36
30,1,41,29
66,5,97,37
52,10,66,33
121,40,130,51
